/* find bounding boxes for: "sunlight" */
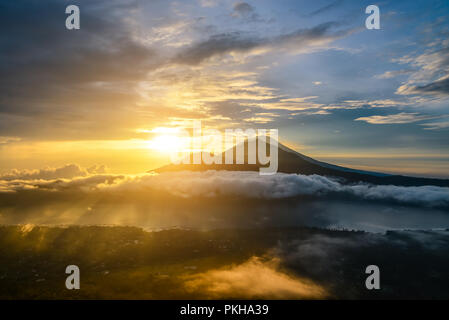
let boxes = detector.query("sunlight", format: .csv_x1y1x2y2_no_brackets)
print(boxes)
147,134,188,154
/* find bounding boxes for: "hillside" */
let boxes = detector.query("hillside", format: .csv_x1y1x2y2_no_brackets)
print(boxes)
155,139,449,187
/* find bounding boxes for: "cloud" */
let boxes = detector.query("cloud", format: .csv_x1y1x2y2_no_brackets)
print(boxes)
346,183,449,207
184,230,449,299
242,116,275,123
375,69,414,79
277,234,378,277
232,2,257,18
291,110,331,116
173,22,353,65
395,47,449,96
252,96,324,111
354,112,439,124
0,0,159,139
308,0,344,17
411,77,449,95
0,164,106,181
274,230,449,298
183,256,327,299
323,99,408,110
421,120,449,130
390,230,449,251
0,136,21,145
1,168,448,207
173,32,261,65
200,0,218,8
0,0,358,140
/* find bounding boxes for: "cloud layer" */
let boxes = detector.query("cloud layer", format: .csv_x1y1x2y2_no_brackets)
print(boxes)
0,164,106,181
1,166,448,207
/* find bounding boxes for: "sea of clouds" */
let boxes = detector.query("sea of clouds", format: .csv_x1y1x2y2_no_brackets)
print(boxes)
1,164,449,207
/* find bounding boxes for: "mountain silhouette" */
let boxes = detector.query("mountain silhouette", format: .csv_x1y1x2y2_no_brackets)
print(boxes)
155,138,449,187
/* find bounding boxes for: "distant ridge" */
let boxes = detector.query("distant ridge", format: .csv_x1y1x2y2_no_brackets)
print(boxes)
155,138,449,187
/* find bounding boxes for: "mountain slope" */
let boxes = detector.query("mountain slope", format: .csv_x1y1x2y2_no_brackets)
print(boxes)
155,139,449,187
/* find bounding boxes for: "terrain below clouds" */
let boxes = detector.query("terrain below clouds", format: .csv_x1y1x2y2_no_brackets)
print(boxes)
0,225,448,299
0,167,449,232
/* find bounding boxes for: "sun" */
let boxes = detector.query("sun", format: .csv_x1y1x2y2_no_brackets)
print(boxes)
147,134,188,154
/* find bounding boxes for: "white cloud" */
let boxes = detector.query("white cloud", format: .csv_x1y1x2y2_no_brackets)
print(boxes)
421,120,449,130
1,170,448,207
355,112,439,124
394,47,449,96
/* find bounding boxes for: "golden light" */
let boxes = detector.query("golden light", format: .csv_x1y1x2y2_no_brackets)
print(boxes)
144,126,227,155
147,134,189,154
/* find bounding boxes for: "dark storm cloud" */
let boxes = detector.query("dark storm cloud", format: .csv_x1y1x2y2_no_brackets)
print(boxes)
413,77,449,95
173,22,351,65
0,0,155,88
0,0,158,136
0,0,153,85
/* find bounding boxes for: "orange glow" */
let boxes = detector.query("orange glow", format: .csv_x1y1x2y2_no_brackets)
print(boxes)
147,134,189,154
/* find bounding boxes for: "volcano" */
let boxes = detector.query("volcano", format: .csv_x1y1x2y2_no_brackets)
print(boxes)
155,138,449,187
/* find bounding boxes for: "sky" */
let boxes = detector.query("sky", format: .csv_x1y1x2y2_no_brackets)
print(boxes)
1,0,449,177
